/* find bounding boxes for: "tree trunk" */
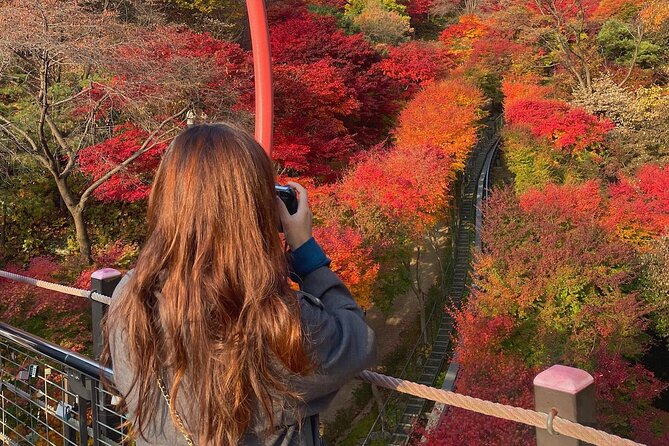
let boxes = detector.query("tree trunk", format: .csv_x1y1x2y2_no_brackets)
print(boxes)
419,296,428,345
70,205,92,262
53,176,92,262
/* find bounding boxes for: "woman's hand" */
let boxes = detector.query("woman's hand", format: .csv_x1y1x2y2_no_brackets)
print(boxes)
277,182,313,251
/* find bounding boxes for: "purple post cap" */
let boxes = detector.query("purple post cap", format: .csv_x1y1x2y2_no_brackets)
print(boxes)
91,268,122,280
534,365,594,394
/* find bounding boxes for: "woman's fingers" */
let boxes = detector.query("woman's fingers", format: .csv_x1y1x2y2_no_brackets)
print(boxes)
286,181,308,213
278,182,312,250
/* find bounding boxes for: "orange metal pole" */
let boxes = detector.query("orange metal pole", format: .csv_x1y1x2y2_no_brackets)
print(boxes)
246,0,274,155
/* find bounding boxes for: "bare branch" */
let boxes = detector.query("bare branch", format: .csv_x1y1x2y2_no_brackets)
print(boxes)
51,87,93,108
44,114,70,154
35,52,61,173
619,23,644,88
0,115,39,153
78,105,189,206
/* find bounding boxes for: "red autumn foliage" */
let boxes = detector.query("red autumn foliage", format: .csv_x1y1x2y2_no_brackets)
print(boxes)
405,0,435,18
271,11,379,66
594,350,669,445
339,144,454,239
0,258,90,350
505,98,614,152
395,77,484,171
313,223,379,309
519,180,605,223
424,307,535,445
272,60,361,174
270,10,400,172
375,41,453,97
602,164,669,243
78,124,170,202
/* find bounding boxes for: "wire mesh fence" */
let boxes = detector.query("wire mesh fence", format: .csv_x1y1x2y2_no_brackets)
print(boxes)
0,327,128,446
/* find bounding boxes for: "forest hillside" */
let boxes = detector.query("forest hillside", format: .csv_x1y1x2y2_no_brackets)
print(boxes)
0,0,668,444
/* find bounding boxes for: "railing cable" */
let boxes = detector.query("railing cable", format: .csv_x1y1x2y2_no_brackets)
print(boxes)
358,370,644,446
0,269,111,305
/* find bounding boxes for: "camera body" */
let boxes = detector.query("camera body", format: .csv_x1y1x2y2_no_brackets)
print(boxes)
275,184,298,215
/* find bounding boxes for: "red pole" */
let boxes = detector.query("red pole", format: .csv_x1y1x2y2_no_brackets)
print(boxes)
246,0,274,155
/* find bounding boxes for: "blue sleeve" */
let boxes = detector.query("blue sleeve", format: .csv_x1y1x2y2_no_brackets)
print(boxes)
288,237,331,280
291,267,377,416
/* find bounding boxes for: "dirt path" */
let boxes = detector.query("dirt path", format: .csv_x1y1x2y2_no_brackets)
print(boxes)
321,232,444,424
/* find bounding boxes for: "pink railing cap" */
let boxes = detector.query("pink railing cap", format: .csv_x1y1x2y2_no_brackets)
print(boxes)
91,268,122,280
533,365,594,394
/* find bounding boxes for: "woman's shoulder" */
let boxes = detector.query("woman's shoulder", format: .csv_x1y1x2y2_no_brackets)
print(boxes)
106,270,136,392
110,269,135,304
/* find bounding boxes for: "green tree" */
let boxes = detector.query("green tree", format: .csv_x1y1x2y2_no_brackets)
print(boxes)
598,19,663,68
640,236,669,345
345,0,413,44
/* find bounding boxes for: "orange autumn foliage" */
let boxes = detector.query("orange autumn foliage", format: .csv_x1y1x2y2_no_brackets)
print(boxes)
394,77,485,171
593,0,644,19
439,14,490,63
501,75,554,105
639,0,669,31
338,144,455,240
314,223,379,309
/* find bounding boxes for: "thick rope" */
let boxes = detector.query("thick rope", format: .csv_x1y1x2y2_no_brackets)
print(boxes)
0,269,112,305
358,370,644,446
0,270,647,446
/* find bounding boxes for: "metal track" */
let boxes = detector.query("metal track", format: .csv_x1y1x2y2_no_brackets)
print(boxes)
389,123,501,445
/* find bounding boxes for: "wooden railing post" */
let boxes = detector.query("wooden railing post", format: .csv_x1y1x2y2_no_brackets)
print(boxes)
534,365,596,446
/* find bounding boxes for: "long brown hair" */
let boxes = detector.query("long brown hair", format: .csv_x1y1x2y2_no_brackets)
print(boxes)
103,123,313,445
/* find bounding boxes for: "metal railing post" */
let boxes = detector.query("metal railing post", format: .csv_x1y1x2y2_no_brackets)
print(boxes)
534,365,596,446
67,370,92,446
90,268,122,444
91,268,121,360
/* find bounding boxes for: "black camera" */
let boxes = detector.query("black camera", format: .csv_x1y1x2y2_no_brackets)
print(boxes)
275,184,298,215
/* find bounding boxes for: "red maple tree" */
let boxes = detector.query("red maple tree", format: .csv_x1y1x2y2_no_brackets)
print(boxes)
505,98,614,152
603,164,669,244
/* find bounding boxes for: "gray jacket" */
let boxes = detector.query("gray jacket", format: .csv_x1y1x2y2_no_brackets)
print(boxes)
108,266,376,445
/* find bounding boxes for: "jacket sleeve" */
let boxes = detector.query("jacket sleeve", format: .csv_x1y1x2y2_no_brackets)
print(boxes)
292,265,377,416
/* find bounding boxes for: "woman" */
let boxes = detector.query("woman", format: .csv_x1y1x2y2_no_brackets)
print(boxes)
103,123,376,446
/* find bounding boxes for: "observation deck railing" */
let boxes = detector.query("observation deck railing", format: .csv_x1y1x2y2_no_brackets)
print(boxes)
0,322,128,446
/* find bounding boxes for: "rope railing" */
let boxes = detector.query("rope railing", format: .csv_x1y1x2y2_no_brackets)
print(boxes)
358,370,644,446
0,269,647,446
0,269,111,305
